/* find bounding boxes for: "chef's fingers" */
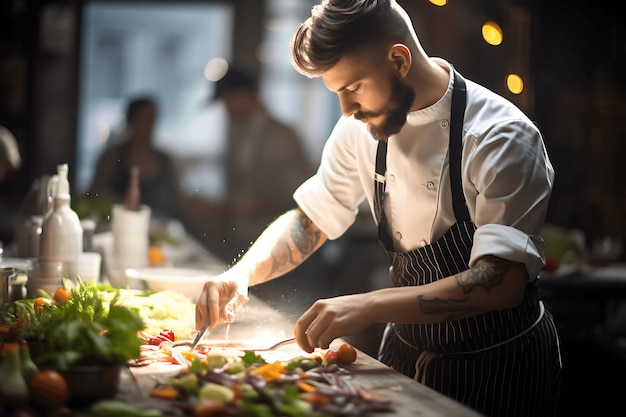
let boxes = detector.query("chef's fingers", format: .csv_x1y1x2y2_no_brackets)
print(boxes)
195,304,205,331
307,316,334,350
295,304,329,352
197,281,222,329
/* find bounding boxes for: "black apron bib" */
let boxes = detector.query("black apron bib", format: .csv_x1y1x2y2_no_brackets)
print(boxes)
373,70,562,417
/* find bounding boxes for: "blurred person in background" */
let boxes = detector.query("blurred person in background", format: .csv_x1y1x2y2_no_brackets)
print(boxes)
89,96,190,226
0,125,22,250
194,1,561,416
186,66,314,263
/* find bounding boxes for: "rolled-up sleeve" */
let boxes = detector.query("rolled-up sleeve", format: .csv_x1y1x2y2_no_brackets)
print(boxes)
464,117,554,282
293,116,366,240
294,176,358,240
470,224,545,281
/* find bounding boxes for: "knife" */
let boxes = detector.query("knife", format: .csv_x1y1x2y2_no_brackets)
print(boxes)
190,323,209,350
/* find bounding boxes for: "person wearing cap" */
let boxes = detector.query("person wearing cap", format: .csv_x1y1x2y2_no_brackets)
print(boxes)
186,66,313,263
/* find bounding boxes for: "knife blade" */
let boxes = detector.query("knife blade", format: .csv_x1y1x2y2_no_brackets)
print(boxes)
190,323,209,350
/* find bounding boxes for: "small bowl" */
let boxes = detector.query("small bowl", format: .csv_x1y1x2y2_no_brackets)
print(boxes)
26,341,123,406
125,266,224,301
60,364,122,406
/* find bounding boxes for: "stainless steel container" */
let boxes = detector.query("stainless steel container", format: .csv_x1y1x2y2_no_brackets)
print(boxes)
0,266,16,307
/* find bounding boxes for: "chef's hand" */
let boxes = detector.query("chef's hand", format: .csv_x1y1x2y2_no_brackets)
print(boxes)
294,293,372,353
195,271,248,330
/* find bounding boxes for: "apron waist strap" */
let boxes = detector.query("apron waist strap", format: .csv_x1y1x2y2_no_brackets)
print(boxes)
396,301,545,355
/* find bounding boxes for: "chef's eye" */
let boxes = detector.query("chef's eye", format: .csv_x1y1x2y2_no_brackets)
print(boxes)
347,84,361,94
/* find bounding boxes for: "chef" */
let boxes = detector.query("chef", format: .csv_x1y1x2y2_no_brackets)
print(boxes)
196,1,562,416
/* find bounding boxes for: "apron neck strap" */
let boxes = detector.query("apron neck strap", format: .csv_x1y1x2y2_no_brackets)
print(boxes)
449,70,470,222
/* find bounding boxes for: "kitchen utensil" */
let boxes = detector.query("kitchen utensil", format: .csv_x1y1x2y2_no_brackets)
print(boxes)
175,337,297,352
190,323,209,350
245,337,297,352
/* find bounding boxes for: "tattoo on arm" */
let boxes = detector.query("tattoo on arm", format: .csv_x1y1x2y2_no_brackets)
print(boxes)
417,295,483,321
417,256,511,320
456,255,510,294
290,212,320,256
266,212,320,276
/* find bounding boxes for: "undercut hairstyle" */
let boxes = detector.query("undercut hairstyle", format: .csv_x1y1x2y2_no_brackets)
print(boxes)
290,0,409,78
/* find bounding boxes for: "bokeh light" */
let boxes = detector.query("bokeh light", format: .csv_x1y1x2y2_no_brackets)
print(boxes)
204,57,229,81
506,73,524,94
482,21,503,46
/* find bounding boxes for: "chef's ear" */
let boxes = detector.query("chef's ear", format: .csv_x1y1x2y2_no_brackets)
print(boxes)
389,44,411,78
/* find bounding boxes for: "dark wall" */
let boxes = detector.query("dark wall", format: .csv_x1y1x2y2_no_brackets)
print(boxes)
2,0,626,256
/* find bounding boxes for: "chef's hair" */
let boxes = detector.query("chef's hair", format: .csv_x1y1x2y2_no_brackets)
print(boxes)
290,0,410,78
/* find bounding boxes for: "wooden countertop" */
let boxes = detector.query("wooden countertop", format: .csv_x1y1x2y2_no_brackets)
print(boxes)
109,294,484,417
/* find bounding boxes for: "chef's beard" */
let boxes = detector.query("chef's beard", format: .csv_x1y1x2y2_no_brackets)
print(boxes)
355,74,415,141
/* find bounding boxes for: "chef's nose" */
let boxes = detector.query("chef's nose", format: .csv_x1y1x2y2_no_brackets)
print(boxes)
338,92,359,117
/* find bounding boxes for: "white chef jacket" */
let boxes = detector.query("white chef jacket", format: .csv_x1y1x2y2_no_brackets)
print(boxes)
294,59,554,281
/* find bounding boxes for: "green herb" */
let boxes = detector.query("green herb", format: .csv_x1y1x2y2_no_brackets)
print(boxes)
18,278,145,369
241,351,265,365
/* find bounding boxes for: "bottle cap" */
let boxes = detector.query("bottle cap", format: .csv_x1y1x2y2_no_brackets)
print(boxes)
55,163,70,199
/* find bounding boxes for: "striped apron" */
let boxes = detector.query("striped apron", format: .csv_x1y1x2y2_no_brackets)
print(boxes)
375,71,562,417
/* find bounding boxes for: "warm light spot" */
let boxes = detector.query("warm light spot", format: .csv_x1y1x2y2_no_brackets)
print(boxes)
482,21,503,46
204,57,229,82
428,0,447,6
506,73,524,94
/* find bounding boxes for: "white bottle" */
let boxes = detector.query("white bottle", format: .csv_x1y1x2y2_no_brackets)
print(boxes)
39,164,83,282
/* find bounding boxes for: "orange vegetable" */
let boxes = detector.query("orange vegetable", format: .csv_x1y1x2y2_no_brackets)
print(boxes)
149,386,179,400
301,392,331,405
249,361,285,381
148,246,167,266
33,297,52,314
296,380,316,393
336,343,357,364
30,370,68,410
52,287,71,303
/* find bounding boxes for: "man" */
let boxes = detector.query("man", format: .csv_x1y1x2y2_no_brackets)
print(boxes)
186,66,313,263
89,97,188,223
196,1,562,416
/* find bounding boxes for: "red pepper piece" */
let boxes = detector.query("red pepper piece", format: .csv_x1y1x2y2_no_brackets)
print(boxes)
158,329,175,342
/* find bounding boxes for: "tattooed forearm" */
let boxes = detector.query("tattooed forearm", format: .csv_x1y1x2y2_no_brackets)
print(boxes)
290,211,321,256
263,212,320,278
417,295,483,321
416,256,513,320
456,255,510,295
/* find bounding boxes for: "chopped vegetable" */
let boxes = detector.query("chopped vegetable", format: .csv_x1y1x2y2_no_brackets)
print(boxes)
336,343,357,365
158,329,175,342
90,400,163,417
153,343,392,416
148,387,179,400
